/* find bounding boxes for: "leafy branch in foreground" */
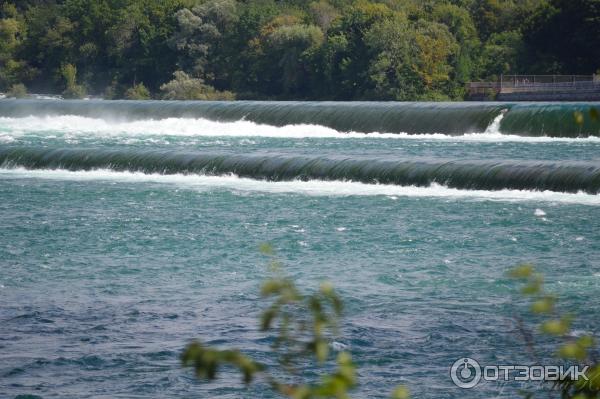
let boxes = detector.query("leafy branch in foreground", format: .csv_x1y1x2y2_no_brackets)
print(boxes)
509,264,600,398
574,107,600,126
182,243,409,399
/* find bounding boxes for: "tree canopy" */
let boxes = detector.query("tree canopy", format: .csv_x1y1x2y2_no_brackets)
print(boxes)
0,0,598,100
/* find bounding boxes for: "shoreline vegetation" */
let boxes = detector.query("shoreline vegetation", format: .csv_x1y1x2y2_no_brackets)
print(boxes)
1,0,599,102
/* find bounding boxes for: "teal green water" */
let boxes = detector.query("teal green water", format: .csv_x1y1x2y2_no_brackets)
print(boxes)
1,101,600,398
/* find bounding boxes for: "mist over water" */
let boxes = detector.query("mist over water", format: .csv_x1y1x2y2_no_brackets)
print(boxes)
1,100,600,399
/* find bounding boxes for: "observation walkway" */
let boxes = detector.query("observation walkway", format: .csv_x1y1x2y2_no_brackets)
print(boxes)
467,74,600,101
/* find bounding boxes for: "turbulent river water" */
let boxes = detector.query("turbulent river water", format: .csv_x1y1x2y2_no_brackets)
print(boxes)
1,100,600,399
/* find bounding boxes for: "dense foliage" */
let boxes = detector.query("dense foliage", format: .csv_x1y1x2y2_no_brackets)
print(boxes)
0,0,598,100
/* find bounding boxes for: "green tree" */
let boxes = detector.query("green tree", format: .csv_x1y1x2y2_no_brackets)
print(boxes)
124,82,151,100
523,0,600,74
6,83,28,98
363,14,422,100
21,3,76,92
480,31,525,78
471,0,516,41
309,1,340,32
364,16,458,100
0,3,33,90
260,22,324,96
170,0,239,86
413,21,459,96
160,70,235,100
61,63,86,99
0,0,594,100
318,1,395,99
107,1,187,92
224,0,281,97
433,3,480,97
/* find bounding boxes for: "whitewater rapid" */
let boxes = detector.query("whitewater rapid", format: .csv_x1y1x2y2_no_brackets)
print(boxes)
2,99,600,136
2,115,600,143
2,167,599,206
1,99,599,202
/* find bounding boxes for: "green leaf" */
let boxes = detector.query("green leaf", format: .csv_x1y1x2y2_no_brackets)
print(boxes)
508,264,534,279
259,242,274,255
320,281,334,295
540,317,571,336
577,335,595,349
520,276,543,296
316,340,329,363
558,342,587,360
585,366,600,390
530,296,556,314
391,386,410,399
261,308,278,331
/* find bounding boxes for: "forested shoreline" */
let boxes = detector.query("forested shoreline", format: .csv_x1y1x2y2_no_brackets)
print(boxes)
0,0,598,101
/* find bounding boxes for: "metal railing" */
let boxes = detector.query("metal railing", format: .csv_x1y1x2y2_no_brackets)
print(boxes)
468,75,600,96
501,74,595,86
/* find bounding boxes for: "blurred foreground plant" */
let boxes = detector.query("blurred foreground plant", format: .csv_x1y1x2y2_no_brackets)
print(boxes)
509,264,600,398
182,243,409,399
574,107,600,126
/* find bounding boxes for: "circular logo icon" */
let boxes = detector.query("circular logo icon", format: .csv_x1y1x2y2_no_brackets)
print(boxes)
450,358,482,389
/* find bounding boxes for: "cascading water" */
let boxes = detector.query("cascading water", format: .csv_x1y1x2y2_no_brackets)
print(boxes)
2,147,600,194
483,109,508,134
1,99,598,136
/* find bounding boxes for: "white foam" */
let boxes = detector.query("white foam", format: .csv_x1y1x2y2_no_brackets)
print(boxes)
32,94,63,100
0,134,15,143
569,330,592,338
534,208,547,217
1,167,599,205
331,341,349,351
1,115,599,142
0,115,356,138
484,110,506,135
